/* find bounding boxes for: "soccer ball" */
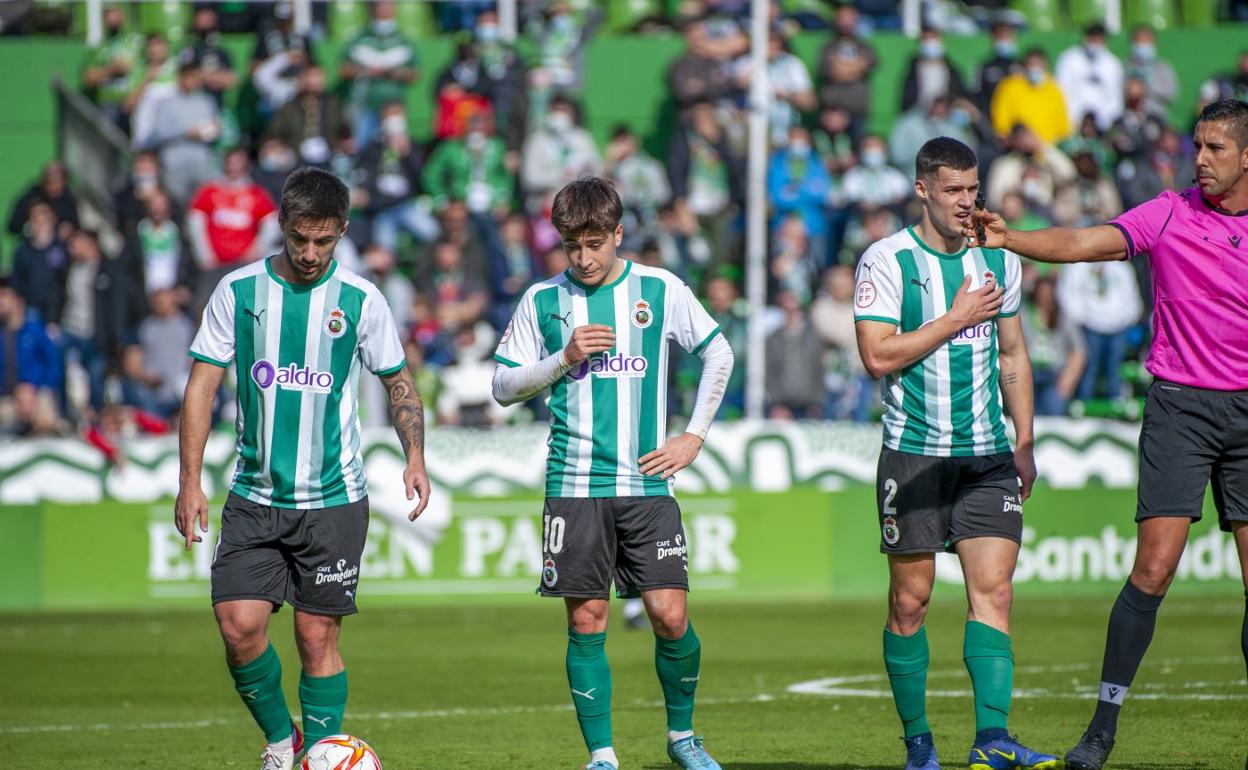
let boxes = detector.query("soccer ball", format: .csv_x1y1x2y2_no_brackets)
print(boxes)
300,735,382,770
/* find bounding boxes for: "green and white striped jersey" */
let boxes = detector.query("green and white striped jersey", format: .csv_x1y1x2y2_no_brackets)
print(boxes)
853,226,1022,457
494,261,720,498
189,257,406,508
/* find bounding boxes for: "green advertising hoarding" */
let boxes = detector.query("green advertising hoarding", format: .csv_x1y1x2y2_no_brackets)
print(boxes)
2,486,1240,611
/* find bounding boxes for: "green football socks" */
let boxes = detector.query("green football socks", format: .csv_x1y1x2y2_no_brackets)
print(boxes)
963,620,1013,732
883,625,931,738
654,623,701,733
228,643,294,744
299,669,348,747
566,630,614,752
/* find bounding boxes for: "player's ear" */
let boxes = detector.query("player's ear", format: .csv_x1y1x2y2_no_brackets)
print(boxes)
914,177,927,202
614,223,623,247
340,218,350,239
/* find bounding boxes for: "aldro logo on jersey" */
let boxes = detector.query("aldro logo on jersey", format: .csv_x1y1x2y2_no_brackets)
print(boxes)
567,352,649,381
251,359,335,394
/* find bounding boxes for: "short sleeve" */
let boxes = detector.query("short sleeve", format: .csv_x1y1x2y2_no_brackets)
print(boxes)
999,250,1023,317
853,247,902,325
667,279,721,354
494,289,546,368
1111,190,1176,260
190,185,212,216
357,289,406,376
254,186,277,220
189,278,236,367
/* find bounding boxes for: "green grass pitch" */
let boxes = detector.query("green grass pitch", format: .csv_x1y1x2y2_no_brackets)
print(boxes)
2,595,1243,768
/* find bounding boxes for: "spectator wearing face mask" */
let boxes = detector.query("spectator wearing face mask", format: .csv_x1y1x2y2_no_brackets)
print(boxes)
252,137,300,205
339,0,420,149
973,20,1021,115
81,4,144,130
889,95,977,176
900,28,968,113
991,48,1070,145
141,49,222,207
185,7,238,107
984,124,1075,211
734,28,816,147
1125,26,1177,116
122,188,193,302
268,65,349,168
520,96,601,207
356,102,437,253
816,4,877,134
841,135,910,211
421,110,516,224
1055,24,1124,133
114,151,165,235
442,11,528,152
767,125,832,267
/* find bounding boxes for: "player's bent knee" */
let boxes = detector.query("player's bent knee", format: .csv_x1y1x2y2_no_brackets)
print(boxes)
649,611,689,640
1130,562,1177,596
889,590,930,627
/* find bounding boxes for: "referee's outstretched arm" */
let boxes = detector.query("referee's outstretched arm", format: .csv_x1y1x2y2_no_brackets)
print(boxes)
964,214,1128,264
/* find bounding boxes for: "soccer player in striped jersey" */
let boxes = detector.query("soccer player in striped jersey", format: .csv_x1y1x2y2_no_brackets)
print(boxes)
174,168,430,770
492,178,734,770
853,138,1058,770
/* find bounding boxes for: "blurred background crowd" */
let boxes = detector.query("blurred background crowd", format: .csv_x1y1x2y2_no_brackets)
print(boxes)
1,0,1246,449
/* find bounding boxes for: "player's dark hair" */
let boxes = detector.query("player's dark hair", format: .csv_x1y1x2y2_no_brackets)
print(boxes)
915,136,978,181
551,177,624,239
279,167,349,229
1196,99,1248,151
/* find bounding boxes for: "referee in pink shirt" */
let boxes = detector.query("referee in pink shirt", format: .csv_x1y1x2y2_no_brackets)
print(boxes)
967,99,1248,770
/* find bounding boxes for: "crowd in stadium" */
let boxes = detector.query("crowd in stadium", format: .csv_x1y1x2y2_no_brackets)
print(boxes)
2,0,1247,445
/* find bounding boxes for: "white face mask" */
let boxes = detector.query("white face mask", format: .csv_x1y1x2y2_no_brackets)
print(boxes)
861,148,886,168
372,19,397,35
920,40,943,60
1026,66,1046,86
547,111,573,133
789,140,810,155
467,131,487,151
382,115,407,137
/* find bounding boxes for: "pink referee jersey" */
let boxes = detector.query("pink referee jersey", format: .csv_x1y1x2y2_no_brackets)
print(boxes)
1110,187,1248,391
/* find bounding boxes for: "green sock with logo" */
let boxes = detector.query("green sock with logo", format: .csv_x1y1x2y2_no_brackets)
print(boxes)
964,620,1013,733
229,643,294,743
566,630,613,752
655,623,701,733
883,625,931,737
299,669,348,748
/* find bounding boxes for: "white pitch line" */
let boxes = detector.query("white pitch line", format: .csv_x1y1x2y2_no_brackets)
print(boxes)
787,657,1248,701
0,694,779,737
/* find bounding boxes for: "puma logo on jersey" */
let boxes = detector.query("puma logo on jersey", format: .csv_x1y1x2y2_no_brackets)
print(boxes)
909,277,930,294
244,308,266,325
550,311,572,328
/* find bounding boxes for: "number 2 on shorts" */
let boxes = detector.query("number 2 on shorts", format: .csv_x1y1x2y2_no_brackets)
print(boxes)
543,514,566,554
883,478,898,515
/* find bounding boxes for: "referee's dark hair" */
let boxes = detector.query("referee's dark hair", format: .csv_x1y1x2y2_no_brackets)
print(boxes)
1196,99,1248,151
915,136,978,181
551,177,624,240
279,167,350,230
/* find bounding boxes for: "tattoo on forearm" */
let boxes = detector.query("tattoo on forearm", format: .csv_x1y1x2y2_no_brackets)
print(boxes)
381,369,425,459
1001,372,1019,386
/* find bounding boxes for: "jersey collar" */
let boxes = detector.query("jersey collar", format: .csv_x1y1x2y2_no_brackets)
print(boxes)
907,226,968,260
266,255,338,292
564,258,632,294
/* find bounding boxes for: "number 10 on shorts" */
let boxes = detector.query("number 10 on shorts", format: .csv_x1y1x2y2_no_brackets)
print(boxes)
543,514,566,554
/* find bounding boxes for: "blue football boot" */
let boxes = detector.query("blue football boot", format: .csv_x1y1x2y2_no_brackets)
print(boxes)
667,735,722,769
968,735,1061,769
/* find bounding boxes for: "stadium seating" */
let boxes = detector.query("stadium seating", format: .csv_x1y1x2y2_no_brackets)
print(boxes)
1068,0,1111,28
1125,0,1179,28
1009,0,1064,32
329,0,368,44
1180,0,1220,24
137,0,189,43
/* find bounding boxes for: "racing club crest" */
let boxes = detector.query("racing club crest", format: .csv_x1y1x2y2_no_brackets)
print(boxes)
325,307,347,339
632,299,653,329
542,558,559,588
882,516,900,546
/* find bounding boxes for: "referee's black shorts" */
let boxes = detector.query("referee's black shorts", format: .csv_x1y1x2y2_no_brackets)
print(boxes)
1137,380,1248,532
